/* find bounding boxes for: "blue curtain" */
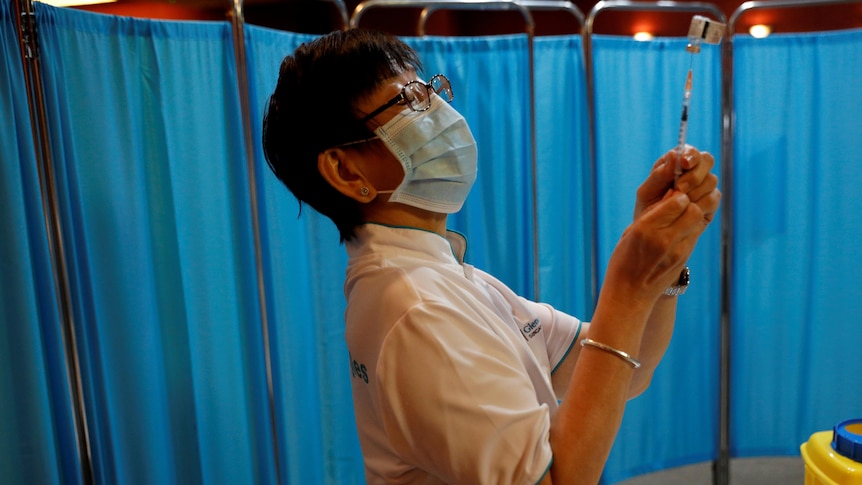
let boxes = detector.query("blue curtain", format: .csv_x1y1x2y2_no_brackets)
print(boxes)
533,35,593,317
1,2,81,483
591,34,724,483
731,28,862,457
407,34,536,299
244,25,360,485
403,34,593,315
408,35,592,315
32,5,275,483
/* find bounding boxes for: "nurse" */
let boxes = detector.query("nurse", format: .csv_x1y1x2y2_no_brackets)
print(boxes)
262,28,720,485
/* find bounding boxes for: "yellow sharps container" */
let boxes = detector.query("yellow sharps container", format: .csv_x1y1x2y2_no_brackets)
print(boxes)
801,419,862,484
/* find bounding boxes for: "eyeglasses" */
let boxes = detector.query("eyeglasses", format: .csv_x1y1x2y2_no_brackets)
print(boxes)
359,74,453,124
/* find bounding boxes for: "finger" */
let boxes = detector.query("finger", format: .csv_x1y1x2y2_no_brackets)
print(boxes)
692,188,722,224
650,147,681,170
678,197,713,235
685,172,719,202
676,150,715,193
659,145,709,187
643,190,714,248
637,151,681,205
639,190,692,228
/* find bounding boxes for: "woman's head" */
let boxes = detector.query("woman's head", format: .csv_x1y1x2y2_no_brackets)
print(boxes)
262,29,422,242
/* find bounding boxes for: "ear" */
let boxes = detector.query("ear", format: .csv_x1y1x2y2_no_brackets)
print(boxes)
317,149,375,203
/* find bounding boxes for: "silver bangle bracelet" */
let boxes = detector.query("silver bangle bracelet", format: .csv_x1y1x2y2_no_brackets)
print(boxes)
580,338,642,369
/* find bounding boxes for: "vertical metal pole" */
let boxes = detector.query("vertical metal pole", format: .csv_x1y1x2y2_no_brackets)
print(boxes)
715,24,733,485
715,13,738,485
527,27,540,302
582,4,600,313
519,0,586,306
12,1,94,483
227,2,283,483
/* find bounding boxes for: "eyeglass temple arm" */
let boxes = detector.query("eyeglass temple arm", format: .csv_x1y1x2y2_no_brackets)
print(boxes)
359,94,404,124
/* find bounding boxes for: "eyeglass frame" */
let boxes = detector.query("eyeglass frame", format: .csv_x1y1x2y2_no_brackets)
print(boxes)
358,74,453,124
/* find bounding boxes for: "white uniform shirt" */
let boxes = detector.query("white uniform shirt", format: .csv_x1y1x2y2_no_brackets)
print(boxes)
345,224,582,485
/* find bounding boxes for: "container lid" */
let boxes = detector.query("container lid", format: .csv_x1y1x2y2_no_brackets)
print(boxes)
833,418,862,463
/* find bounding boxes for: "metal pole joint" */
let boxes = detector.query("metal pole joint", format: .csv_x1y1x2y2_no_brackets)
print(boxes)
19,7,38,59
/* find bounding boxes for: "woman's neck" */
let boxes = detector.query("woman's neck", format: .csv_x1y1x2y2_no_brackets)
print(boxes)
362,202,448,237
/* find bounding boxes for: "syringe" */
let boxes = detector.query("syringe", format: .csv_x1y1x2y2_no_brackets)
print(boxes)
673,16,726,187
675,67,693,186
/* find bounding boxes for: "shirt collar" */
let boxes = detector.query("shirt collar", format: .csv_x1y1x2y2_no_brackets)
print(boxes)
348,223,468,265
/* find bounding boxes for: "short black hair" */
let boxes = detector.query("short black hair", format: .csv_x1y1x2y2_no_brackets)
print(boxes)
262,29,422,242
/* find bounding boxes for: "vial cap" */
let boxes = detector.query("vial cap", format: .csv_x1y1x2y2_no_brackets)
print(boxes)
832,418,862,463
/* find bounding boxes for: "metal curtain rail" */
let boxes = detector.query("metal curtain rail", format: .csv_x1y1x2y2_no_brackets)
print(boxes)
414,0,533,35
729,0,862,26
583,3,730,485
270,0,351,29
327,0,351,29
12,0,95,483
719,1,861,484
350,0,544,300
516,0,585,29
227,0,283,483
351,0,532,31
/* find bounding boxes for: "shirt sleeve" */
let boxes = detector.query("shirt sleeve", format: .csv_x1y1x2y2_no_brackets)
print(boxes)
376,301,554,485
525,301,582,373
471,267,583,373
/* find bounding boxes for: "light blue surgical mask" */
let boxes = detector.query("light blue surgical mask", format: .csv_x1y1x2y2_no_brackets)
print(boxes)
374,97,478,214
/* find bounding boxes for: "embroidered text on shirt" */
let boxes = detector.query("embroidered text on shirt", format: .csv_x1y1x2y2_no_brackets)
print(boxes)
520,318,542,341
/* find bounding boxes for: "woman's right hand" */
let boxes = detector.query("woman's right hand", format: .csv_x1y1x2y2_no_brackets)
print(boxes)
604,146,720,309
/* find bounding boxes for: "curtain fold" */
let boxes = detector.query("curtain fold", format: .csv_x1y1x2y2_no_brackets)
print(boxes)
731,28,862,457
591,34,723,483
244,25,359,485
533,35,592,318
32,5,275,483
406,34,536,297
1,2,81,483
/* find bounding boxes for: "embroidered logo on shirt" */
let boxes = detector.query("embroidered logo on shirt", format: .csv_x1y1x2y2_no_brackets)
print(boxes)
520,318,542,341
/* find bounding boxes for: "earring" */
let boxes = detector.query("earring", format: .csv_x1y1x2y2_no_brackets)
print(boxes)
360,186,370,197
